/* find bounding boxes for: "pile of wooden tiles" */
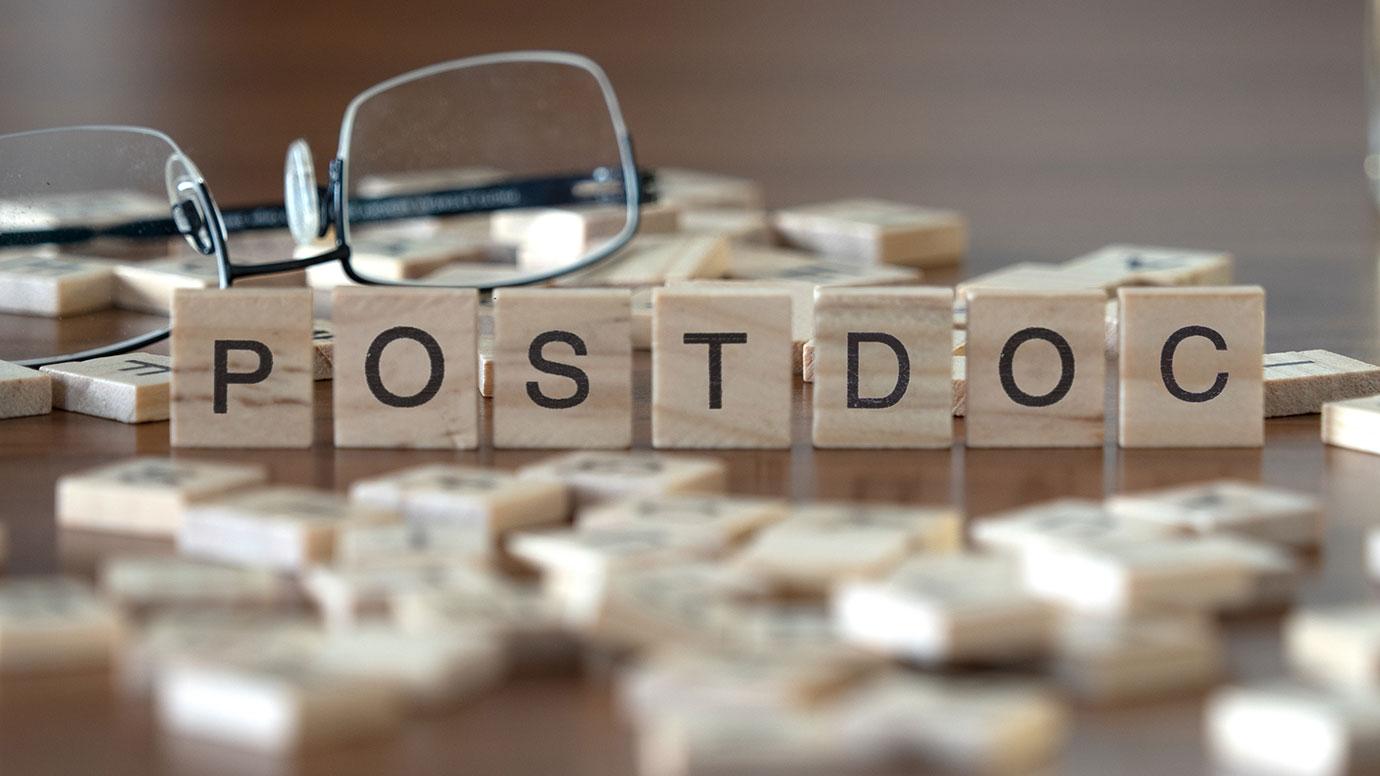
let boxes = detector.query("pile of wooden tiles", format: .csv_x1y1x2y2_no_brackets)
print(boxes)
0,450,1356,773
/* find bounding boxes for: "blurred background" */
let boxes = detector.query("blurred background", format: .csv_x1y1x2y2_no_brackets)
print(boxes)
0,0,1366,266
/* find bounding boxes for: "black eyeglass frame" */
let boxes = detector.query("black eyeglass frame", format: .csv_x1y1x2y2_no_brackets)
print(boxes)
4,51,646,367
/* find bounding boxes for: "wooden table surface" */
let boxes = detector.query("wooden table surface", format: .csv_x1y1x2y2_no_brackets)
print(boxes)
2,2,1378,774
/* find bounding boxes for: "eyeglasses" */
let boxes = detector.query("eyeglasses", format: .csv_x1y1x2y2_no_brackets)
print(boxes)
0,51,648,367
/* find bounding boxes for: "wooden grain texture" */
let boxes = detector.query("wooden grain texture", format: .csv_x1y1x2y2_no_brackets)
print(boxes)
811,286,953,448
332,287,477,450
1264,350,1380,418
652,286,792,448
493,288,632,449
170,288,314,448
1118,287,1265,448
966,289,1106,448
0,360,51,419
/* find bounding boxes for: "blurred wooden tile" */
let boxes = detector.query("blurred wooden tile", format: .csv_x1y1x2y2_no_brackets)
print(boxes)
119,610,320,696
1106,479,1320,548
635,706,851,776
801,337,814,382
654,168,765,209
630,287,653,350
156,647,402,752
332,287,477,449
834,554,1051,664
622,648,869,719
1323,394,1380,455
679,207,773,243
1020,535,1286,616
313,626,504,709
179,486,398,571
1265,349,1380,417
736,503,962,595
42,352,170,423
333,523,488,568
99,556,289,611
112,256,218,314
971,499,1173,556
498,203,679,272
350,463,569,540
311,318,334,380
0,253,114,315
1118,286,1265,448
578,494,787,548
477,327,494,398
1061,244,1233,287
811,286,953,448
493,288,631,448
966,289,1106,448
57,457,267,537
1051,613,1222,702
517,451,725,506
836,673,1069,773
1207,683,1380,776
652,286,793,448
304,561,501,628
348,232,490,280
772,198,967,268
726,243,921,284
559,233,729,286
170,288,314,448
0,577,121,673
1285,605,1380,691
0,359,52,419
954,262,1111,325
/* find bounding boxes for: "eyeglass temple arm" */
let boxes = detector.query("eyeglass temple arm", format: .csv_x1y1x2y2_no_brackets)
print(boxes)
0,169,658,248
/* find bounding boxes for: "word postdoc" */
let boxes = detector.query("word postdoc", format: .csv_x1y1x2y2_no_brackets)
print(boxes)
168,284,1266,451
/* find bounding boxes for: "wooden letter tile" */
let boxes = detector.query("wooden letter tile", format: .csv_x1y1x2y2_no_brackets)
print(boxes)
1118,286,1264,448
652,286,793,448
1208,683,1380,776
1106,479,1320,548
312,318,334,380
834,554,1051,664
0,577,121,673
332,287,477,449
1061,244,1232,288
349,463,569,540
771,198,967,268
0,359,52,419
966,289,1106,447
179,486,398,570
1264,349,1380,417
57,457,267,537
517,450,725,506
1051,613,1222,702
578,494,787,549
653,168,765,209
42,352,170,423
1323,395,1380,456
113,256,217,314
493,288,631,449
812,286,953,448
0,253,114,316
558,233,729,287
170,288,314,448
1285,605,1380,691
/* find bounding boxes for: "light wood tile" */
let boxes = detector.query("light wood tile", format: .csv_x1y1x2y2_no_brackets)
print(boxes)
1285,605,1380,691
1323,394,1380,456
834,554,1051,664
652,286,793,448
179,486,398,570
1265,349,1380,417
332,287,477,449
516,451,725,507
966,289,1106,448
679,208,773,243
653,168,765,209
1107,479,1320,548
312,318,334,380
349,463,569,541
0,359,52,419
493,288,631,449
577,494,788,548
0,577,121,673
558,233,729,287
170,288,314,448
772,198,967,268
99,556,289,610
726,244,921,284
1051,613,1223,702
1207,683,1380,776
1118,286,1265,448
42,352,170,423
112,256,217,314
1062,244,1233,287
811,286,953,448
56,457,267,537
0,254,114,316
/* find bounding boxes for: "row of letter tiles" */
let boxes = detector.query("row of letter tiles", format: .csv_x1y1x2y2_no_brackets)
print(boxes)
157,285,1268,449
